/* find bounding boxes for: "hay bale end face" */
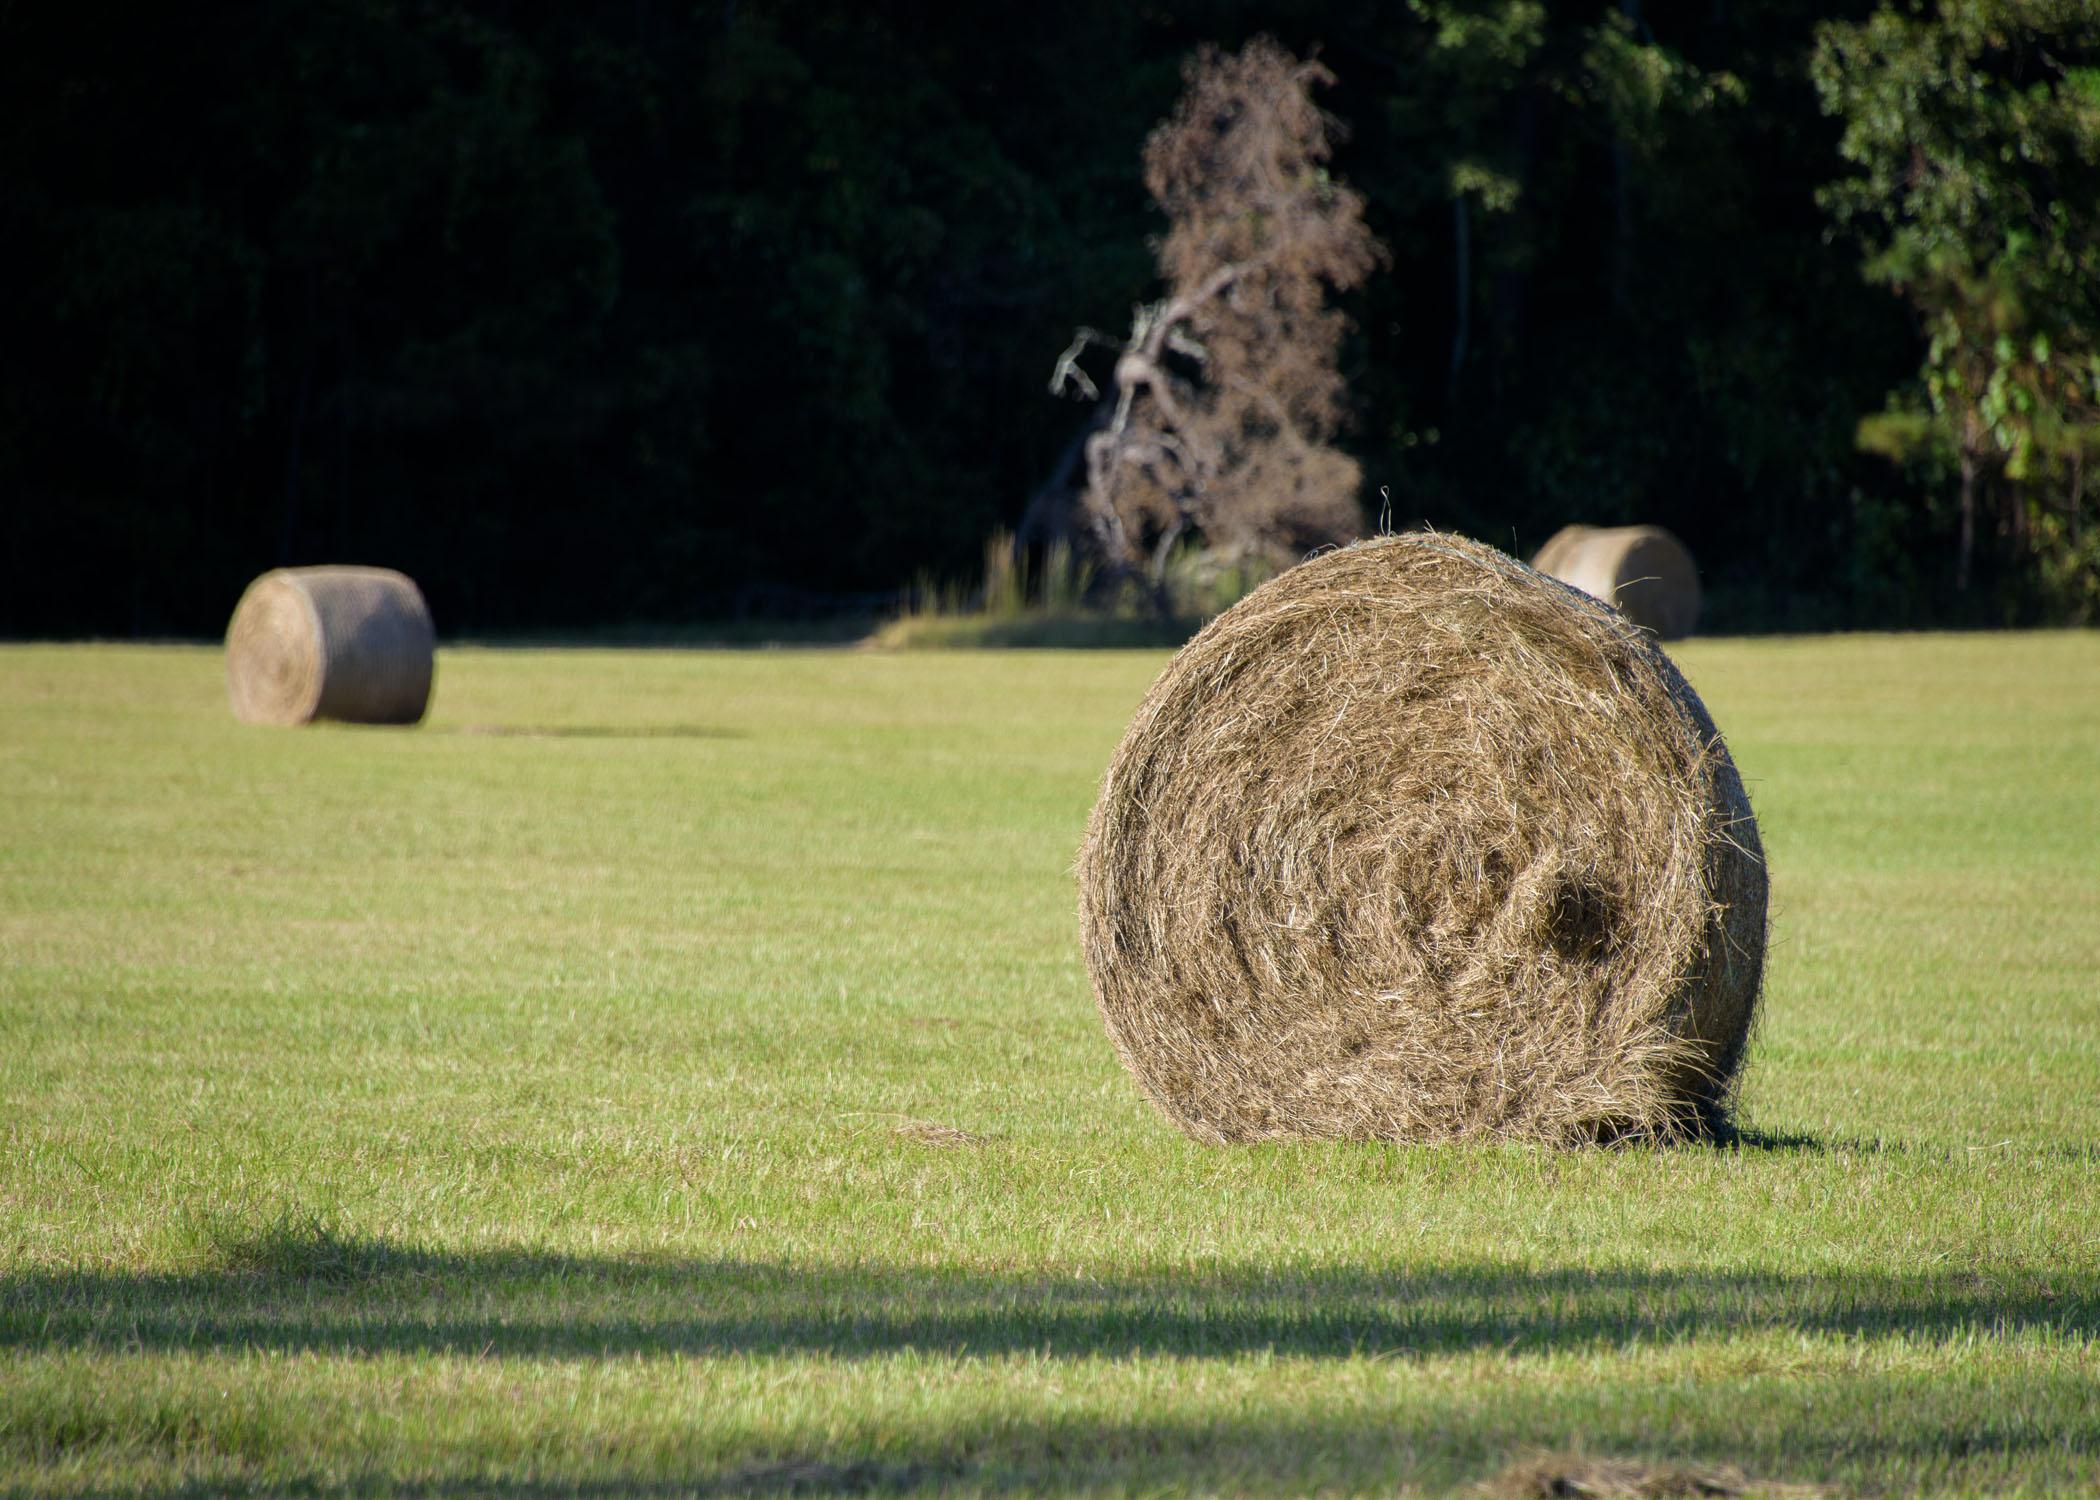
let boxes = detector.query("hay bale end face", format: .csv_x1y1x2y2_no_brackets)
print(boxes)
225,566,435,726
1078,533,1766,1145
1531,524,1701,639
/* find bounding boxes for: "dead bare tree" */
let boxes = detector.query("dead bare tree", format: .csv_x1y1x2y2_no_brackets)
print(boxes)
1031,38,1383,598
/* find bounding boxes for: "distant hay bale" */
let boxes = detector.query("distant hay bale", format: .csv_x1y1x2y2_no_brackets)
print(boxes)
1077,532,1766,1145
1531,524,1701,639
225,566,435,726
1528,523,1593,582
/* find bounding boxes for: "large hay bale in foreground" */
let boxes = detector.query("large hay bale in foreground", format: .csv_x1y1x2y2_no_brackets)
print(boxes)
1531,524,1701,639
225,566,435,726
1078,533,1766,1144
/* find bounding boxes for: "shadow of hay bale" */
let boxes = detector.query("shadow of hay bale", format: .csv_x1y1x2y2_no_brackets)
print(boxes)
447,723,746,740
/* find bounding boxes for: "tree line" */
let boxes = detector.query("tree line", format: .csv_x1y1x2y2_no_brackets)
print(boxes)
3,0,2093,636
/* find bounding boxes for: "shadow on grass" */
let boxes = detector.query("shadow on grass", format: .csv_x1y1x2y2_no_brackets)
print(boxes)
11,1372,2091,1497
9,1232,2091,1496
1,1455,1823,1500
3,1238,2090,1362
1713,1126,1857,1154
1715,1127,2100,1164
441,723,748,740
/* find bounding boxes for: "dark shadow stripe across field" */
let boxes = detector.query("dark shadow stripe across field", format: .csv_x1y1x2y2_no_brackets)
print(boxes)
3,1247,2091,1361
11,1393,2095,1499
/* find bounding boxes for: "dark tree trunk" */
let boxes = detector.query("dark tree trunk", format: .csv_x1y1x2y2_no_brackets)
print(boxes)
279,354,315,566
1017,400,1109,551
1957,452,1977,593
1611,0,1644,311
1610,139,1631,311
1491,88,1542,417
1448,193,1471,411
279,271,319,565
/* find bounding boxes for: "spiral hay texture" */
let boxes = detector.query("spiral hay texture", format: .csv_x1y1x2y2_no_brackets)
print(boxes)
1078,533,1766,1145
1531,524,1701,639
225,567,435,727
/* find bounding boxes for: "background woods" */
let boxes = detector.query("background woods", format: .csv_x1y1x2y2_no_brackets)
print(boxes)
3,0,2095,636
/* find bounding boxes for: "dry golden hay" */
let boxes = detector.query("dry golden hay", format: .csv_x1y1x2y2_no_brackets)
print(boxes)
1532,524,1702,639
1078,532,1766,1145
225,566,435,726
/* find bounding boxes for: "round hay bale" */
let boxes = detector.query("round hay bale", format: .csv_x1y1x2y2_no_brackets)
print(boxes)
225,566,435,726
1530,524,1701,639
1528,523,1596,581
1078,532,1766,1145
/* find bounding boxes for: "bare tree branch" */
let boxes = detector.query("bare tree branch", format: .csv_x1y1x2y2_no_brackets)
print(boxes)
1048,327,1117,400
1034,38,1385,600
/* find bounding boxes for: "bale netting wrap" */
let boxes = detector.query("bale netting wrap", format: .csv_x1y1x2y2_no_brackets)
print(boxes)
1531,524,1701,640
225,566,435,726
1078,532,1766,1145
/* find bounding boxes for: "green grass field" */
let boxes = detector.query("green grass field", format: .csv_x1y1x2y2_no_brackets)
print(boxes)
3,634,2097,1498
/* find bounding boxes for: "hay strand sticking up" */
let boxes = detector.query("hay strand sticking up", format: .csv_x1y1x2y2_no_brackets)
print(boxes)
1078,532,1766,1145
1531,524,1702,639
225,566,435,726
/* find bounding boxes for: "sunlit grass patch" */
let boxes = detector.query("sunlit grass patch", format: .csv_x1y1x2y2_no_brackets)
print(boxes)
1,634,2096,1496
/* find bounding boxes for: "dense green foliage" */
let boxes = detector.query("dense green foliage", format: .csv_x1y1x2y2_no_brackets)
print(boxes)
1,1,2092,633
4,638,2098,1493
1815,0,2100,617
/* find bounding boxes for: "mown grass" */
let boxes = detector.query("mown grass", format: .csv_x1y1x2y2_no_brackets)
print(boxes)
1,633,2096,1497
